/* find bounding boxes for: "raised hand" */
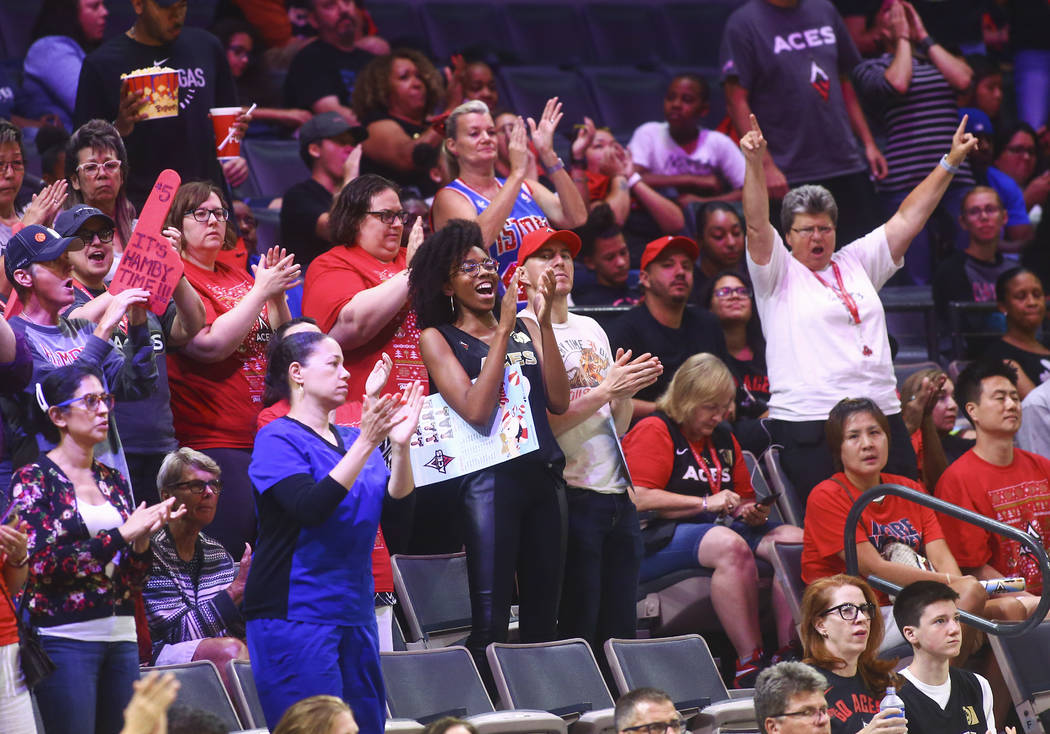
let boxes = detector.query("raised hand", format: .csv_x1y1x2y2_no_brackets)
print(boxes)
161,226,182,252
98,287,150,336
343,144,363,184
527,97,563,160
21,180,68,228
120,671,180,734
739,113,767,166
508,116,530,176
365,353,393,398
0,523,29,565
388,381,425,446
603,349,663,400
251,248,301,298
571,116,597,162
531,266,558,326
359,392,404,447
115,83,149,137
119,497,183,547
227,543,251,604
405,215,424,266
948,115,979,166
499,268,521,334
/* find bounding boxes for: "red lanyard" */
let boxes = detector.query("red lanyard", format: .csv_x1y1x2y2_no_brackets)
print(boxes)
812,261,861,325
688,440,722,497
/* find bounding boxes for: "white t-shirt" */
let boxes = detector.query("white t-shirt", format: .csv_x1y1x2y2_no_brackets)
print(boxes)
628,122,746,189
899,667,995,731
521,311,631,493
747,226,902,421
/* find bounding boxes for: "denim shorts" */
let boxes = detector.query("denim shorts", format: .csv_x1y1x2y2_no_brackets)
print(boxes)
639,518,779,583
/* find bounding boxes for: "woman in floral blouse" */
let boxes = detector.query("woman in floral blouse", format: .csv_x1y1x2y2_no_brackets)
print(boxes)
10,364,182,734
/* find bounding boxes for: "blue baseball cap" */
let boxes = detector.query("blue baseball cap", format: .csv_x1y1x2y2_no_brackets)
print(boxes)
4,225,84,282
959,107,994,136
54,204,115,238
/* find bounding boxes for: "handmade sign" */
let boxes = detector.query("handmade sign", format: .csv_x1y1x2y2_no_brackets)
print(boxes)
409,364,538,486
109,169,183,315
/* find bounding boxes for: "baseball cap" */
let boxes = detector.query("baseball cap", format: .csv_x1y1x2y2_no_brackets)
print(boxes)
640,235,699,270
959,107,993,136
517,227,582,263
54,204,115,238
4,225,84,282
150,0,186,7
299,112,367,158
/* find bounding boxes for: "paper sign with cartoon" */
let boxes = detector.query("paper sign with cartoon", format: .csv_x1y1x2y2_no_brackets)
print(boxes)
409,364,538,486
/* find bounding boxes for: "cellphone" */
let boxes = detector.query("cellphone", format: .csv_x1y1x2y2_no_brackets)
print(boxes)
1,504,18,526
756,493,781,507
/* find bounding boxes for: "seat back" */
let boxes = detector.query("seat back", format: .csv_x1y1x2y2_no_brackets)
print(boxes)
486,639,614,718
584,2,672,66
988,621,1050,734
763,448,805,527
227,659,266,729
499,66,599,149
240,139,310,199
662,0,741,66
368,1,430,56
381,647,495,723
390,552,473,645
603,635,730,710
505,2,593,66
893,360,941,393
420,2,512,62
144,661,242,730
742,450,784,524
769,542,805,626
580,67,668,142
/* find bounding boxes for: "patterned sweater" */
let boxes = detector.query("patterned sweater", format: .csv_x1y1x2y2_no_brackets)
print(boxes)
144,526,244,659
10,458,150,627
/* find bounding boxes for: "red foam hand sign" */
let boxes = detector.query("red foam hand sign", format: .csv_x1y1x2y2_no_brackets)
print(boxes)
110,169,183,314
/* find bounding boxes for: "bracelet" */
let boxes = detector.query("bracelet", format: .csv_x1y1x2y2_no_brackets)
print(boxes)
627,172,642,188
939,155,961,175
917,36,936,54
5,553,28,568
546,158,566,175
702,496,708,512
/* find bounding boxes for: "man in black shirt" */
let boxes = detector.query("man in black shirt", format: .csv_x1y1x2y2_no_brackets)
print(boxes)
608,235,727,421
73,0,246,210
279,111,364,271
284,0,378,124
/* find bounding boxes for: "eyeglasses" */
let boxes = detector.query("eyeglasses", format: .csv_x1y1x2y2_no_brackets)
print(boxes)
1004,145,1036,157
0,159,25,173
185,207,230,223
166,478,223,495
714,285,751,298
820,602,876,621
55,392,115,412
790,225,835,237
77,228,115,244
773,706,830,723
964,204,1002,218
621,719,688,734
459,258,498,275
368,209,411,226
77,160,122,177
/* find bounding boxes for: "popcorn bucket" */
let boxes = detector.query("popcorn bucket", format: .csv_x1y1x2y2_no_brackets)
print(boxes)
209,107,242,161
122,68,179,120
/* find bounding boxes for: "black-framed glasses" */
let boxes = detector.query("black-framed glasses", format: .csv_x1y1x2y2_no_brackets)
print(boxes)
820,602,876,621
77,228,115,244
772,706,830,723
55,392,115,412
77,160,122,177
790,225,834,237
459,258,498,275
714,285,751,298
367,209,411,226
167,478,223,495
185,207,230,223
622,719,688,734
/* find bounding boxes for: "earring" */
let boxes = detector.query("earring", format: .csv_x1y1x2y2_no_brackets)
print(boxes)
449,295,455,313
821,630,829,639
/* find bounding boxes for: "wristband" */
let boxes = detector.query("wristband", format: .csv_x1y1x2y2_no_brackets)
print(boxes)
939,154,961,175
546,158,566,175
627,172,642,188
917,36,936,54
702,496,708,513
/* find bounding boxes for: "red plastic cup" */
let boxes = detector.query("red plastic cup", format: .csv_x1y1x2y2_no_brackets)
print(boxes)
209,107,242,160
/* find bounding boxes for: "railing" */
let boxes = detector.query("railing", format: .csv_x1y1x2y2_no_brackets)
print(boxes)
843,483,1050,636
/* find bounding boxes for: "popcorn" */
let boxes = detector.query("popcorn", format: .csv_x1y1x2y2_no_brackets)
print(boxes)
121,66,180,120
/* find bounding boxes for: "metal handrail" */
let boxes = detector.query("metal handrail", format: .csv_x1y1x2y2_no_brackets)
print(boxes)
843,483,1050,636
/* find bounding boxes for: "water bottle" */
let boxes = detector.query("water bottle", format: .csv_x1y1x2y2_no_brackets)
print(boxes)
879,686,905,719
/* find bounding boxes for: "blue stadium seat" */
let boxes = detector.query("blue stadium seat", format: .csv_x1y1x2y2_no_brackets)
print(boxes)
368,0,431,58
498,67,599,145
663,0,744,67
420,3,512,64
0,1,43,60
505,2,593,67
240,139,309,200
579,67,666,142
584,2,672,66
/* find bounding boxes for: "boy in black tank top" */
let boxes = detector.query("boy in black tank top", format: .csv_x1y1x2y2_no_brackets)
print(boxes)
892,581,996,734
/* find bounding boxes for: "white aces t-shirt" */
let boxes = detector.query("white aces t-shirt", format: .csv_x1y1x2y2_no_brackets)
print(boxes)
747,225,902,421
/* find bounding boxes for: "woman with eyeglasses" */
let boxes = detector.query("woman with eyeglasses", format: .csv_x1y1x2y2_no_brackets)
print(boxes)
431,98,587,300
409,219,570,673
622,353,803,688
802,397,1027,659
9,363,182,734
165,181,300,557
740,113,978,502
799,575,906,734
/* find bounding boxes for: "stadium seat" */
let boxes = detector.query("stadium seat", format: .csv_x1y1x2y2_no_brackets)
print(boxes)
763,448,805,528
390,552,473,647
486,638,616,734
420,3,513,64
0,2,43,60
742,449,785,524
386,721,426,734
662,0,743,67
381,646,568,733
366,0,430,56
579,67,667,142
505,2,593,67
250,206,279,253
893,360,941,393
143,661,243,731
583,2,672,67
769,541,805,627
603,635,758,731
226,660,266,730
988,624,1050,734
498,67,599,145
240,139,310,200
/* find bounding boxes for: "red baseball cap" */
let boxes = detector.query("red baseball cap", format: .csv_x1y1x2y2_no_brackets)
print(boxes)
517,227,582,264
640,235,699,270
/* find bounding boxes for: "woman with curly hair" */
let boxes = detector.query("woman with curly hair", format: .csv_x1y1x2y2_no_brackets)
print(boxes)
352,48,448,197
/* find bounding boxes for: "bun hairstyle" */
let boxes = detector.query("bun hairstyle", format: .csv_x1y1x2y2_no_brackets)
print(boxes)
262,331,329,405
33,364,104,443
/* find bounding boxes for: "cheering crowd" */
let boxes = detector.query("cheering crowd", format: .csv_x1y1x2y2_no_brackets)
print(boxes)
1,0,1050,733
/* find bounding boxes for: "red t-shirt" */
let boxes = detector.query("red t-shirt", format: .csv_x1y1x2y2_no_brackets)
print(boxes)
622,416,754,500
214,238,250,272
935,448,1050,594
0,571,18,646
167,260,271,449
255,398,393,593
802,472,943,598
301,246,427,402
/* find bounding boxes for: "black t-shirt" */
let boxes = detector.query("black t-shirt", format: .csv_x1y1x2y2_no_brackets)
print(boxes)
898,669,989,734
74,28,237,209
983,338,1050,388
359,113,440,197
608,303,728,403
818,668,881,734
280,178,334,270
571,268,641,307
284,39,374,110
726,350,770,419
